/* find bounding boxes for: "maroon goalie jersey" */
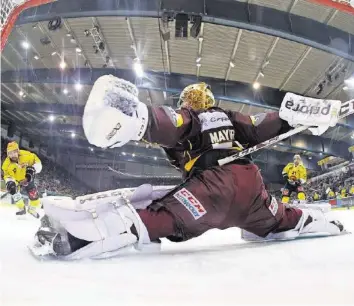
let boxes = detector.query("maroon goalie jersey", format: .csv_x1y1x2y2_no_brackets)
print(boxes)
138,105,302,241
143,106,291,175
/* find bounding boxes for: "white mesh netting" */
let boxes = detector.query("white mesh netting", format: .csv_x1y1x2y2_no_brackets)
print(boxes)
0,0,25,31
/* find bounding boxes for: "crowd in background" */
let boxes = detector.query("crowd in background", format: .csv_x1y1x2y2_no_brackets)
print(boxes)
305,169,354,202
270,163,354,203
35,157,94,198
2,137,354,202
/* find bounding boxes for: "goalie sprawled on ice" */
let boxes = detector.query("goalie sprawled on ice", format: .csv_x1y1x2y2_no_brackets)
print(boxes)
30,75,347,260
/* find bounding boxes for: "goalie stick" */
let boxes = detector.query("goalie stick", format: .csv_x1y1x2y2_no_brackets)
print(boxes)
218,99,354,166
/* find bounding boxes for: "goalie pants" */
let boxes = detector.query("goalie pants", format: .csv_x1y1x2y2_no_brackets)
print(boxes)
138,163,303,242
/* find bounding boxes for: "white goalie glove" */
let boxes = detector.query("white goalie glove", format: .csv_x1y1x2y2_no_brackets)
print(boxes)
279,93,341,136
83,75,149,148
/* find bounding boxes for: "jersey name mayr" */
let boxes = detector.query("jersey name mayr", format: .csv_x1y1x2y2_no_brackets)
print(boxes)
198,111,235,145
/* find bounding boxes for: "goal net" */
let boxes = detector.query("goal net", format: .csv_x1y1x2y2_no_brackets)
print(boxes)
1,0,54,52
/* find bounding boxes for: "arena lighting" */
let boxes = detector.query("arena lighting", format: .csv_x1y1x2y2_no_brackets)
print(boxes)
33,55,39,60
21,41,30,49
63,88,69,95
229,61,235,68
175,13,188,38
154,156,157,160
48,114,55,122
133,59,144,78
190,15,202,39
19,90,24,97
196,57,201,63
59,61,67,70
253,82,260,90
122,152,126,155
132,153,136,157
71,132,76,138
89,147,94,152
75,83,82,91
75,47,82,53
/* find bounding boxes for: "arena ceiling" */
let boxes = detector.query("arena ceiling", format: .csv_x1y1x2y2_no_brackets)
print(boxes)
1,0,354,162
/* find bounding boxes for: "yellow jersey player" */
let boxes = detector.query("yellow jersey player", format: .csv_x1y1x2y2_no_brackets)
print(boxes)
1,141,42,218
281,154,307,204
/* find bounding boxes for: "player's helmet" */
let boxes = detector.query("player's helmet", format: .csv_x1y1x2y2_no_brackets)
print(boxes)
7,141,19,160
178,82,215,110
7,141,19,153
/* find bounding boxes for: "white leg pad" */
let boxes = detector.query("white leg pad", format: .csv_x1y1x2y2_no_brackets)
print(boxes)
296,209,341,236
241,208,342,242
41,195,151,259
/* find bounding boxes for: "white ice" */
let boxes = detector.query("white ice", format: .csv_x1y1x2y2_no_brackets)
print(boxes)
0,203,353,306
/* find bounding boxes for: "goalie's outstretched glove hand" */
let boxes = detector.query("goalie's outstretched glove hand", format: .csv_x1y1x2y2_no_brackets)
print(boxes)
279,93,341,136
83,75,149,148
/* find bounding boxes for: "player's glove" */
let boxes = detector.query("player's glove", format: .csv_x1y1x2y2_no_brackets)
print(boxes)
83,75,148,148
282,173,288,182
279,93,341,136
26,166,36,182
6,181,17,195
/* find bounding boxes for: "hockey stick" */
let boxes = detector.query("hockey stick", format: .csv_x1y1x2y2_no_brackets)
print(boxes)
218,99,354,166
0,191,9,199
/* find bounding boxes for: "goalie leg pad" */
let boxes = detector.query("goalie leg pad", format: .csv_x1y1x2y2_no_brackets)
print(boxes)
31,195,152,259
242,207,344,242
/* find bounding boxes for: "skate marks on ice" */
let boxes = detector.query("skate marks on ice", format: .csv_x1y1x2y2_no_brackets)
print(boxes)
2,207,354,306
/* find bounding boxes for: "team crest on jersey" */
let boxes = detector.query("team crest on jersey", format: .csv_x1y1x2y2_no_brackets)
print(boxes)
174,188,207,220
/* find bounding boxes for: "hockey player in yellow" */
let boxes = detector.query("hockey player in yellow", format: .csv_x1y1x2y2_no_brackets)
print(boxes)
281,154,307,204
1,141,42,218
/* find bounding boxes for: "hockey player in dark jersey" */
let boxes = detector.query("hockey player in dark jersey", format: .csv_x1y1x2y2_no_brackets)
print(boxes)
29,76,345,259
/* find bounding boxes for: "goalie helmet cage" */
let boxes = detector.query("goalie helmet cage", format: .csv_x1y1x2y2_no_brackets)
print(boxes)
0,0,54,52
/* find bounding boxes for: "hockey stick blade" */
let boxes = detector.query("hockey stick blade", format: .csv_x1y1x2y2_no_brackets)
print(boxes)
218,99,354,166
1,191,9,199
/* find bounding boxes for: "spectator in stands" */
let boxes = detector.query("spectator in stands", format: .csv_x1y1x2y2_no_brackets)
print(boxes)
313,192,320,201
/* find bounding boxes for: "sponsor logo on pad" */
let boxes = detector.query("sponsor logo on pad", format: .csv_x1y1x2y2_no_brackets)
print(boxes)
174,188,207,220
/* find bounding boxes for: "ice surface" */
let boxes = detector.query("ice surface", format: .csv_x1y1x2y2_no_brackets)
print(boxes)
0,204,353,306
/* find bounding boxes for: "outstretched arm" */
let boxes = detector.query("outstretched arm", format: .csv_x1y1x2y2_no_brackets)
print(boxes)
225,110,291,147
83,75,200,149
143,106,200,148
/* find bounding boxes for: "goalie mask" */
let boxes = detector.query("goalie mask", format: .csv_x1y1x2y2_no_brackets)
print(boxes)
178,82,215,110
